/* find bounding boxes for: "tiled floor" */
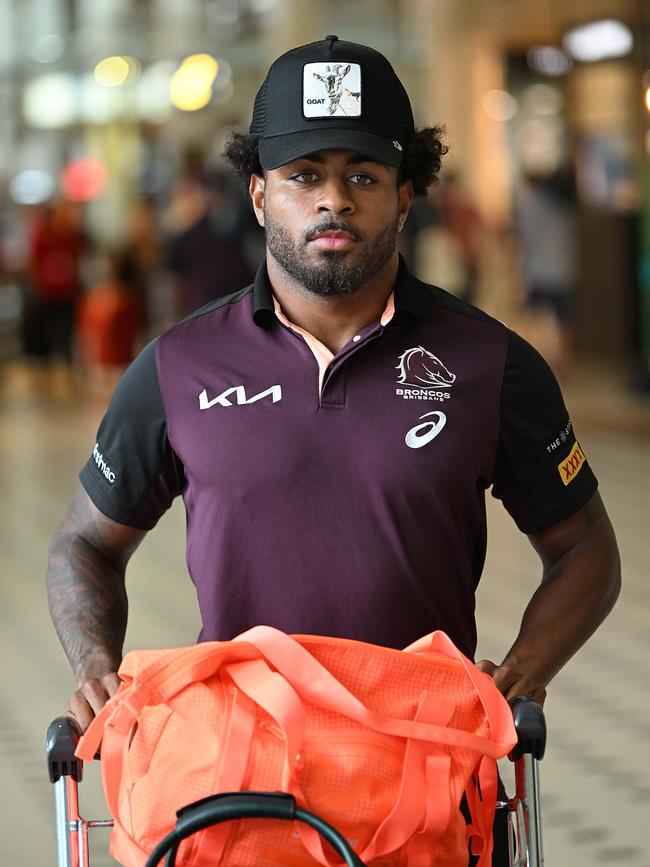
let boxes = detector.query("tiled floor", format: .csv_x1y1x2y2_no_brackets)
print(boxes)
1,359,648,866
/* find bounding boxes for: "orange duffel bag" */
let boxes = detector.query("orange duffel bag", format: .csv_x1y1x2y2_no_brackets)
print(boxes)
76,626,517,866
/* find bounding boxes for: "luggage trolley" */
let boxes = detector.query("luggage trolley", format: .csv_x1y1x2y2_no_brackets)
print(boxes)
46,696,546,867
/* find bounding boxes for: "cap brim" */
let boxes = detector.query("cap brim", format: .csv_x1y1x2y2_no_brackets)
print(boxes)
258,128,404,170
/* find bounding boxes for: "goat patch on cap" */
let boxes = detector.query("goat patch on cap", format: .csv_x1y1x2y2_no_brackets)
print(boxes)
303,62,361,118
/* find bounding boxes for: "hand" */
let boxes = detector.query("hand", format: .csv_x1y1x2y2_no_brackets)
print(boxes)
64,673,121,732
475,659,547,706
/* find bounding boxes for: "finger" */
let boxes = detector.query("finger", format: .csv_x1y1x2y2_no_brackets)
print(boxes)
475,659,497,676
101,673,121,698
65,692,97,733
504,683,547,707
78,678,116,714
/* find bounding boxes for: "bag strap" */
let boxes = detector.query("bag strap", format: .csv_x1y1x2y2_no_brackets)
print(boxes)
78,667,259,867
228,653,455,866
358,691,454,863
405,631,517,750
225,658,305,792
183,684,258,866
77,644,234,762
234,626,508,758
465,756,499,867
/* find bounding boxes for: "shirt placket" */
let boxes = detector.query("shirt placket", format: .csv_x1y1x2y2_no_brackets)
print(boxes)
319,325,384,407
273,293,395,407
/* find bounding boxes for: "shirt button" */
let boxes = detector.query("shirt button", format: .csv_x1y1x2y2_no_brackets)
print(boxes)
352,335,361,342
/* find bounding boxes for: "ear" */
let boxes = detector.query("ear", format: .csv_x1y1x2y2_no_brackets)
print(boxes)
342,64,350,76
397,179,415,232
249,173,266,228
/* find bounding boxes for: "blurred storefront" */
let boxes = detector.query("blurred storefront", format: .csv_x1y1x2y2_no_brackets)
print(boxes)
0,0,649,383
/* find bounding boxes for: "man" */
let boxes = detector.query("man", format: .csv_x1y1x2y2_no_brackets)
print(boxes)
47,35,619,863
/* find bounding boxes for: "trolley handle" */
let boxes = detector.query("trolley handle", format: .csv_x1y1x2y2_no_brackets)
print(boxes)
145,792,365,867
46,715,84,783
509,696,546,761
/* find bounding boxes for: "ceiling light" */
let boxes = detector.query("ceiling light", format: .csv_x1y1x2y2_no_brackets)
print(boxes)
563,19,633,63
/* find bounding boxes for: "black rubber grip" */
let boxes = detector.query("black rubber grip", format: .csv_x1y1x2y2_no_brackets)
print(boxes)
509,696,546,761
144,792,365,867
46,716,84,783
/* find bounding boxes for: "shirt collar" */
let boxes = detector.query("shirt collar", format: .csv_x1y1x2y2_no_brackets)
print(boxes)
252,254,435,328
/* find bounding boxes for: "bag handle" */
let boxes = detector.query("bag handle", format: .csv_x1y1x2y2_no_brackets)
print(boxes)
228,652,456,866
404,631,517,749
76,643,231,760
225,659,305,793
77,673,259,867
182,684,258,865
234,627,509,758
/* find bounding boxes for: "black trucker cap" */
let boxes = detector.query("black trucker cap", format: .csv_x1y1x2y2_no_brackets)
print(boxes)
250,35,415,171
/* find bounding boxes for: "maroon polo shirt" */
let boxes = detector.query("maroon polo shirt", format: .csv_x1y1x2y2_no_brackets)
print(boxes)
80,258,597,658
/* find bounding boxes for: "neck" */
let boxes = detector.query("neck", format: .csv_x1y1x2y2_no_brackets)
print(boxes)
266,252,399,355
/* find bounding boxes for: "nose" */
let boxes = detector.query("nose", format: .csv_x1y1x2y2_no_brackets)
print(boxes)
315,176,355,217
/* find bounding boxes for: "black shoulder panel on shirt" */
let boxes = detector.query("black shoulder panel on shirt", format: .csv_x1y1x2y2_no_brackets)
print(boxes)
491,330,598,533
399,271,504,326
79,339,185,530
175,284,254,326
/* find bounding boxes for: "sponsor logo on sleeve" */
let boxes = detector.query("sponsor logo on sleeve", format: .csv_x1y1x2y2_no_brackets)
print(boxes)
395,346,456,402
92,442,117,485
546,419,572,453
558,441,586,486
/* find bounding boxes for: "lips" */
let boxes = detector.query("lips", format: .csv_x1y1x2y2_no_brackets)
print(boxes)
309,230,357,250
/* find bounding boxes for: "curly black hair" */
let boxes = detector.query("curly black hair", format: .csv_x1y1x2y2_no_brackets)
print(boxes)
222,125,447,196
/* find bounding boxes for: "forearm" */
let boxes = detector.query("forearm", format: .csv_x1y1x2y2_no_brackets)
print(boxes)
46,489,143,684
502,538,620,687
47,529,127,683
478,493,621,703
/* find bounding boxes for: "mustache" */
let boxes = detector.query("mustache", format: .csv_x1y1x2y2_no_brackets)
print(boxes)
304,218,364,243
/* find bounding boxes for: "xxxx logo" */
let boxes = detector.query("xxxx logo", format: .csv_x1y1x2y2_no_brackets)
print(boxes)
558,441,586,486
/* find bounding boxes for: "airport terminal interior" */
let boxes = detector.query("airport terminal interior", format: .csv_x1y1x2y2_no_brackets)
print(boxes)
1,0,649,864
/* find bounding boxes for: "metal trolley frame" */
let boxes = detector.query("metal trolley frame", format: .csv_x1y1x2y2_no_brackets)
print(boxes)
46,696,546,867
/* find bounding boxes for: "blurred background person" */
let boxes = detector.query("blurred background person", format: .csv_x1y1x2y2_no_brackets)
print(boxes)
120,197,160,336
161,151,259,317
437,171,485,305
406,171,484,305
76,248,144,396
515,166,578,381
22,199,87,394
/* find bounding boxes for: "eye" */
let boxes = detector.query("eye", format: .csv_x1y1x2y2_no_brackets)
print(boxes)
290,171,319,184
348,173,375,186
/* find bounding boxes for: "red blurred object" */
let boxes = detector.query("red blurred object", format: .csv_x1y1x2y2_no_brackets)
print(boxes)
61,157,108,202
30,202,85,301
77,281,142,368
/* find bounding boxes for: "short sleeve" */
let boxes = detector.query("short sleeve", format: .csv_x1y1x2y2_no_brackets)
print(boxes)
491,330,598,533
79,339,185,529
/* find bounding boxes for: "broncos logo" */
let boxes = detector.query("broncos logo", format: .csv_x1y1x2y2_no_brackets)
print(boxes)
396,346,456,389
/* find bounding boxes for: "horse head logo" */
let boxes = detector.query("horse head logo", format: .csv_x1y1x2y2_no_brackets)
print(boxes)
396,346,456,389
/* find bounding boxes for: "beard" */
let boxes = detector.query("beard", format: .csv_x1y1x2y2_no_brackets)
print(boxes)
264,208,399,297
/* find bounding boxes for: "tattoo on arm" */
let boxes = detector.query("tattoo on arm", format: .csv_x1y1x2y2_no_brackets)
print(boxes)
46,490,144,683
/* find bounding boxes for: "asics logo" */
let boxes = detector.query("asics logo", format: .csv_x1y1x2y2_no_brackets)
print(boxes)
405,411,447,449
199,385,282,409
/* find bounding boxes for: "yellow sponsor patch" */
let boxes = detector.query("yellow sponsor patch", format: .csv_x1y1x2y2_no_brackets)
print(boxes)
558,441,586,486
